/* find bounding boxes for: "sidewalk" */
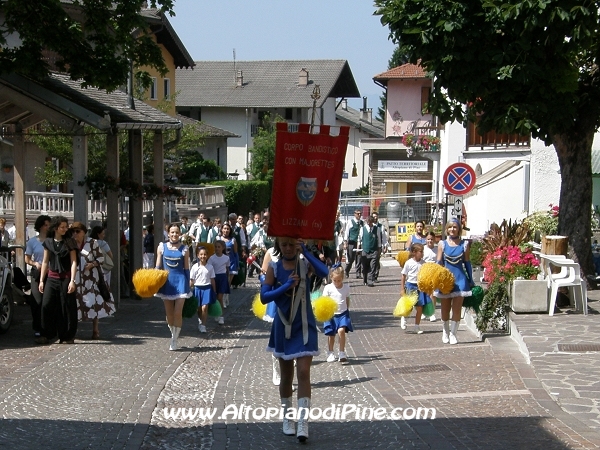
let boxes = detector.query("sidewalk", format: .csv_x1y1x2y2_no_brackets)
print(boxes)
0,260,598,449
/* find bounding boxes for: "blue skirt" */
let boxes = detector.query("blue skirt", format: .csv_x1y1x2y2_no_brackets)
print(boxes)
405,282,430,307
323,310,354,336
194,285,216,306
214,273,230,294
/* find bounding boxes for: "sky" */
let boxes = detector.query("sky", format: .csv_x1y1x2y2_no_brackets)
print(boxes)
168,0,397,113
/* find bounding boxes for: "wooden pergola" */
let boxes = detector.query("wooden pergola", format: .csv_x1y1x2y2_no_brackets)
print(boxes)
0,71,182,302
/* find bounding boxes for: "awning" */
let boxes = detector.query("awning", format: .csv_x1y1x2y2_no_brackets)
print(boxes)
475,160,521,187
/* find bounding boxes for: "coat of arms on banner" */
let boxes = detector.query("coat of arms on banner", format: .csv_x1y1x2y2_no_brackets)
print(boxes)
296,177,317,206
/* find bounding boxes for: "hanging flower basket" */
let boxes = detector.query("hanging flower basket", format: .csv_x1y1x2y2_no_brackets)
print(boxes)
402,133,441,158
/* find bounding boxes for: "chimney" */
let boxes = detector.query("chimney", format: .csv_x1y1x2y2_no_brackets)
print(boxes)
236,70,243,87
298,68,308,86
341,99,348,110
360,96,372,124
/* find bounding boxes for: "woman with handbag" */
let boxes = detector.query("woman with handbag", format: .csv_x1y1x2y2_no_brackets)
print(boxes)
71,222,116,340
90,225,114,287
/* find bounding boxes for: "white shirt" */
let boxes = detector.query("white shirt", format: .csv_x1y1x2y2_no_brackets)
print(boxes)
208,254,230,275
190,262,215,286
322,282,351,314
401,258,424,284
424,246,437,263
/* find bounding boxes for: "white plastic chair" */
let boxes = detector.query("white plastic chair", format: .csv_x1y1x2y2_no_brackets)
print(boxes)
544,256,588,316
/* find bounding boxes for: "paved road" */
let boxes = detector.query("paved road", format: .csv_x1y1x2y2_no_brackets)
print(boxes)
0,260,599,449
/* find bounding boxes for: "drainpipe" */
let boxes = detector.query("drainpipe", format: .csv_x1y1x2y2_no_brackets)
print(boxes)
245,108,249,177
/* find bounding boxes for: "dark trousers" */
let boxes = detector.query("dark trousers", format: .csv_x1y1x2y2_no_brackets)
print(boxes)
361,251,378,285
373,250,382,280
345,241,362,276
41,277,77,341
30,278,42,334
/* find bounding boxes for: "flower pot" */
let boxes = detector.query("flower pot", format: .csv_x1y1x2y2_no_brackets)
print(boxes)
509,279,548,313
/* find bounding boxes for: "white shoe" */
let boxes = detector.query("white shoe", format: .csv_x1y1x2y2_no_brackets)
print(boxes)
199,325,207,333
429,315,437,322
338,351,347,362
414,325,423,334
442,320,450,344
272,356,281,386
281,397,295,435
214,316,220,323
326,351,336,363
218,316,224,325
169,326,180,351
449,321,459,345
400,316,407,330
297,397,310,442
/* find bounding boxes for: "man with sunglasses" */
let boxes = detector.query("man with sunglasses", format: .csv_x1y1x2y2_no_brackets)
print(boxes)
343,209,363,278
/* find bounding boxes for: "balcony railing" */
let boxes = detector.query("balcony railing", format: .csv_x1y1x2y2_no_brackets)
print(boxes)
251,122,300,136
0,185,225,220
467,122,530,150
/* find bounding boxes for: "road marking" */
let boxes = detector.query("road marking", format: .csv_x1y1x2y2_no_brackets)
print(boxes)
403,389,531,401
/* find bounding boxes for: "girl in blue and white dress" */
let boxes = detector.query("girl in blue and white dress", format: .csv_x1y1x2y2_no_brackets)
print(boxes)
406,220,427,248
218,222,238,308
207,240,230,325
435,219,473,345
190,246,216,334
155,223,192,351
260,237,328,442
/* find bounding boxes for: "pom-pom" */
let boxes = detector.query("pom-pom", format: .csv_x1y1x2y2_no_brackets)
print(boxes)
208,301,222,317
417,263,455,295
422,301,435,317
463,286,484,313
310,291,321,302
396,251,410,268
312,296,337,322
252,293,267,319
393,292,418,317
132,268,169,298
182,296,198,318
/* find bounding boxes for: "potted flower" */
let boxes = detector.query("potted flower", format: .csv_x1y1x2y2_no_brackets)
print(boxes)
402,133,441,157
476,244,543,332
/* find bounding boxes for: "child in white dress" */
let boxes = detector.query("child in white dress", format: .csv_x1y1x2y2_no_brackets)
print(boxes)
322,266,353,363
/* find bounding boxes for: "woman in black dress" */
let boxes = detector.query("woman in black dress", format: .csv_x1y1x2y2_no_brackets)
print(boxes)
38,216,78,344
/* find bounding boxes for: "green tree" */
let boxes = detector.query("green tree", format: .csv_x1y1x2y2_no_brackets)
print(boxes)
377,46,409,122
375,0,599,276
247,114,285,182
0,0,175,91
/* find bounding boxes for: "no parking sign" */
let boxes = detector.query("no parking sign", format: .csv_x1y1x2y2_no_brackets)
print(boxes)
443,163,476,195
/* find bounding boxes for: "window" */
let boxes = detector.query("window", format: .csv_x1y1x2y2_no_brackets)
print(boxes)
150,77,157,100
285,108,293,120
163,78,171,99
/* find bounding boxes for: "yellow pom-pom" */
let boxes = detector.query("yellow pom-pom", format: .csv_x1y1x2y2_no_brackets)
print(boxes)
195,242,215,258
417,262,455,295
417,262,439,295
395,251,410,268
252,293,267,320
312,296,337,322
437,267,455,294
393,292,418,317
132,268,169,298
